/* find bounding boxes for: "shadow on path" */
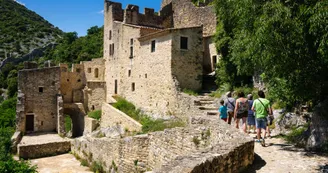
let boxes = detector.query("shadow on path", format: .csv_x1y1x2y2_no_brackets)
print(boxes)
241,153,266,173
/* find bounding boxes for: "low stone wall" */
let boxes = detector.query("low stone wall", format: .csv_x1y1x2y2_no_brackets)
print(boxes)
84,117,99,135
71,134,149,172
153,141,254,173
18,141,71,159
72,115,254,172
101,103,142,132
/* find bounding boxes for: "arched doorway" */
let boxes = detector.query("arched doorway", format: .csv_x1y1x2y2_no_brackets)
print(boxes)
63,105,85,137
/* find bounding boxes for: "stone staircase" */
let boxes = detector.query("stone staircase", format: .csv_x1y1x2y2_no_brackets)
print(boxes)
193,95,219,116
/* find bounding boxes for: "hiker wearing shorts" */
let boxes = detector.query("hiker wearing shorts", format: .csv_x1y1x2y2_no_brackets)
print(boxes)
234,91,248,133
252,90,272,146
224,92,235,125
247,94,256,133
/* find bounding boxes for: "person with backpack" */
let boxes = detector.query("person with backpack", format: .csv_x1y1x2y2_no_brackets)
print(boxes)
247,94,256,133
224,92,235,125
251,90,272,146
234,91,248,132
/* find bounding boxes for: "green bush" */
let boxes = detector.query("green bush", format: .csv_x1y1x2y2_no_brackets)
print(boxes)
88,110,101,120
91,161,104,173
182,88,198,96
112,97,185,133
65,115,72,132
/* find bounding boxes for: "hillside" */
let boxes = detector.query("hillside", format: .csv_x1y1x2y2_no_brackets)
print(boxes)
0,0,63,59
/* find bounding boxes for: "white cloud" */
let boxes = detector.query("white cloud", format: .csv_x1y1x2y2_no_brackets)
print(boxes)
14,0,25,6
98,10,104,14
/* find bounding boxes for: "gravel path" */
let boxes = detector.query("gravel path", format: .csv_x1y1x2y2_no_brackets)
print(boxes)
244,135,328,173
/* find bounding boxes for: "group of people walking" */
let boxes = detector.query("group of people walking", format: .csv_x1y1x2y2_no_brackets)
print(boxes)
218,90,273,146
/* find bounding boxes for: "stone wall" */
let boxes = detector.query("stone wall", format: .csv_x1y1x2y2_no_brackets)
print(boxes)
171,27,203,91
161,0,216,36
71,134,149,172
18,141,71,159
84,117,99,134
124,4,163,28
101,103,142,132
60,64,86,103
16,67,61,133
203,36,219,73
72,115,254,173
84,81,106,111
81,58,105,82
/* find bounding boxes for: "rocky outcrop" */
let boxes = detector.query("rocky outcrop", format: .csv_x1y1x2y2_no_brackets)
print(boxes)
306,100,328,151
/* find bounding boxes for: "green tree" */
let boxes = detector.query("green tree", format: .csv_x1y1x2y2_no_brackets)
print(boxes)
214,0,328,106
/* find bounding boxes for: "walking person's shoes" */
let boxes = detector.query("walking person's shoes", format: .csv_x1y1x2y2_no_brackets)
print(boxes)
261,138,265,147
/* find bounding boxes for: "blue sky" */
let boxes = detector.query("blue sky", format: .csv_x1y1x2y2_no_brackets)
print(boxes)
16,0,162,36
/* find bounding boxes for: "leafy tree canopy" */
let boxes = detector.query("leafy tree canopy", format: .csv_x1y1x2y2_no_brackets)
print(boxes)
214,0,328,106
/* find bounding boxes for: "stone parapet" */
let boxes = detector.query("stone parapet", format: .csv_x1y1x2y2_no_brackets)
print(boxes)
72,115,254,172
84,117,99,135
101,103,142,132
18,141,71,159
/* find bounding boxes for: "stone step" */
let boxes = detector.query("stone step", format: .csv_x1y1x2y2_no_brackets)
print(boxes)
207,111,218,116
198,106,218,111
196,97,215,102
194,100,215,106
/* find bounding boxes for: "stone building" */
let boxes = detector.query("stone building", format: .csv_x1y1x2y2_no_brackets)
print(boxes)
103,0,218,118
15,0,219,137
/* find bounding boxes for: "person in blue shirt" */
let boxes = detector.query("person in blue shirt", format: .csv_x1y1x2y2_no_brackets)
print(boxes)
218,100,228,122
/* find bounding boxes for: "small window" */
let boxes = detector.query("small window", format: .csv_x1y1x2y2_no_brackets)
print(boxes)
109,30,112,40
109,44,112,56
95,68,99,78
130,47,133,58
88,68,91,73
145,74,147,78
132,83,135,92
128,70,131,77
39,87,43,93
151,40,156,52
180,37,188,50
77,79,81,82
67,79,70,82
112,44,115,55
76,68,80,73
130,39,133,45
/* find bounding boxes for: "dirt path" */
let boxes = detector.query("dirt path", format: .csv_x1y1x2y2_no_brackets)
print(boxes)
30,154,92,173
245,135,328,173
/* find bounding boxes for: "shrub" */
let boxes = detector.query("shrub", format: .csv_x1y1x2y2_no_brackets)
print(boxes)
91,161,104,173
182,88,198,96
64,115,72,132
88,110,101,120
113,97,185,133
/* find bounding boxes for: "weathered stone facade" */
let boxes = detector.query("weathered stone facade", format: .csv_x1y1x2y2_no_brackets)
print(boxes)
16,66,61,133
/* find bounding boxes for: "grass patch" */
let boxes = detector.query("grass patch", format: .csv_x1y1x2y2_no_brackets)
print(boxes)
65,115,72,132
112,97,185,133
182,88,198,96
91,161,104,173
88,110,101,120
285,124,309,144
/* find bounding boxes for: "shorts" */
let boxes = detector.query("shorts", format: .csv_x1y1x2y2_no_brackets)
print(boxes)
247,115,255,125
256,118,267,129
237,111,248,119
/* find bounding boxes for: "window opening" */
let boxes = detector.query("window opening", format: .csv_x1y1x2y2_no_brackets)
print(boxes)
132,83,135,92
76,68,80,73
128,70,131,77
145,74,147,78
130,46,133,59
151,40,156,52
39,87,43,93
114,80,118,94
88,68,91,73
109,30,112,40
180,37,188,50
95,68,99,78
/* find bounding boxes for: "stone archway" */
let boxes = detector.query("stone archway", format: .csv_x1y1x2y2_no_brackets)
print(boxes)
62,104,85,137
